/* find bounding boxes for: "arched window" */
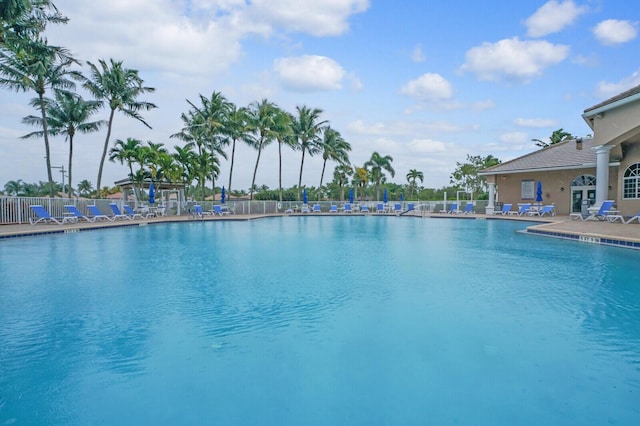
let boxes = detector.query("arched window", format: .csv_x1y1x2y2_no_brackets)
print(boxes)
571,175,596,186
623,164,640,199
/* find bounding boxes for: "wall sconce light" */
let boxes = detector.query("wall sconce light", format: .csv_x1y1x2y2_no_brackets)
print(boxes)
608,185,612,190
560,187,565,191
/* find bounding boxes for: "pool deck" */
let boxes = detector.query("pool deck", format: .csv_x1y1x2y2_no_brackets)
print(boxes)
2,212,640,250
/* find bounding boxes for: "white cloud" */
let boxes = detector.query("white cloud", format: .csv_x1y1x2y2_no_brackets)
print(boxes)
525,0,587,37
593,19,638,45
460,37,569,83
411,44,426,63
273,55,346,91
408,139,447,154
514,118,558,128
400,73,453,101
594,70,640,99
500,132,529,144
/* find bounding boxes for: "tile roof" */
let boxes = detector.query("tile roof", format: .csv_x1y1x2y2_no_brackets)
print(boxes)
584,83,640,113
480,138,597,174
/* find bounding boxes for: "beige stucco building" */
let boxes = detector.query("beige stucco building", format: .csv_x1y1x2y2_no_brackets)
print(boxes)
480,84,640,217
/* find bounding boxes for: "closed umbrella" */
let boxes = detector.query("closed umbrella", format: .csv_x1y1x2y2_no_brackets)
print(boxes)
536,181,543,203
221,186,226,204
148,182,155,204
349,188,354,204
303,188,308,205
399,193,404,202
383,188,388,203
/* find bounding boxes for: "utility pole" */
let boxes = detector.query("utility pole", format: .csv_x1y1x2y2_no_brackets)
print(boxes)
51,165,67,196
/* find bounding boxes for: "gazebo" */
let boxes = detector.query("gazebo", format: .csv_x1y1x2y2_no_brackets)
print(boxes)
114,178,187,215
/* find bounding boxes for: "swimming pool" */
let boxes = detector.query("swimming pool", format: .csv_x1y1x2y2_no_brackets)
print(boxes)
1,217,639,424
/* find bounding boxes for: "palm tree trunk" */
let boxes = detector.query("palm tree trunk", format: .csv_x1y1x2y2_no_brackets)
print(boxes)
68,135,74,199
97,108,116,198
38,94,54,197
319,159,327,201
250,140,264,201
228,139,236,197
297,149,306,201
278,141,283,203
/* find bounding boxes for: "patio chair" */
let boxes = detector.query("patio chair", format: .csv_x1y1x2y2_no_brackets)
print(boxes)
87,205,113,222
376,203,385,213
462,203,474,214
213,205,230,216
300,204,311,214
394,203,402,214
29,205,73,225
443,203,458,214
123,205,144,220
407,203,415,211
494,204,512,215
343,203,353,213
508,203,531,216
194,205,211,218
109,203,131,221
625,211,640,224
528,205,554,217
360,205,370,213
312,204,321,213
582,200,615,221
64,205,96,222
329,205,338,213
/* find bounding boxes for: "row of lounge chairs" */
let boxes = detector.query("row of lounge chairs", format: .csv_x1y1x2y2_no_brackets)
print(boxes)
285,203,415,214
193,205,231,217
570,200,640,224
492,203,555,217
440,203,475,214
28,204,157,225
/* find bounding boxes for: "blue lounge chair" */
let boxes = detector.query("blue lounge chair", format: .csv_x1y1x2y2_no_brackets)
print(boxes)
360,205,369,213
583,200,615,221
343,203,353,213
194,205,211,218
329,205,338,213
376,203,385,213
494,203,512,215
123,205,145,219
394,203,402,213
29,205,74,225
508,204,531,216
88,205,113,222
213,205,230,216
407,203,415,211
300,204,311,214
462,203,474,214
64,205,96,222
109,203,131,221
529,205,554,217
445,203,458,214
312,204,321,213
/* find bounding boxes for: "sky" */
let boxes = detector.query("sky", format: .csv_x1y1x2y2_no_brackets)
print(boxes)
1,0,640,192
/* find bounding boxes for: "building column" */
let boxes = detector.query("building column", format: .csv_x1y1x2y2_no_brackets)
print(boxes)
486,182,495,215
593,145,613,204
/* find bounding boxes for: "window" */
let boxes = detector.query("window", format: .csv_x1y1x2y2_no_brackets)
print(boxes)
623,163,640,199
521,180,534,199
571,175,596,187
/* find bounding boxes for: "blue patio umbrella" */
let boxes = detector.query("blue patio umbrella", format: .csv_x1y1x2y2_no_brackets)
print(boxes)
383,188,388,203
349,187,354,204
148,182,155,204
536,181,543,203
303,188,308,204
399,193,404,202
221,186,226,204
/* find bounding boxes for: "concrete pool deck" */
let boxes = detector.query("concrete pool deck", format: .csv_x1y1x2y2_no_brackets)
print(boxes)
1,212,640,250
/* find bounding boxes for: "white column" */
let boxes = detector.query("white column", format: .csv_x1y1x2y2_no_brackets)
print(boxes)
486,182,495,215
593,145,613,204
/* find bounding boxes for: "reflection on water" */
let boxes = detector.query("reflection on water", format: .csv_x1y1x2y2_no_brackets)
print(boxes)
1,217,639,424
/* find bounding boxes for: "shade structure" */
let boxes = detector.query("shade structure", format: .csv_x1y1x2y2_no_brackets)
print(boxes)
349,188,354,203
303,188,308,204
383,188,388,203
536,181,543,203
221,186,226,204
149,182,155,204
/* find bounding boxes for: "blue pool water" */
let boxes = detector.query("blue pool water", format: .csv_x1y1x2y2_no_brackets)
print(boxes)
1,217,640,425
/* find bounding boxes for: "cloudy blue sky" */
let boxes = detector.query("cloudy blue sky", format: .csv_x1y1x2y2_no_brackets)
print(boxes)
1,0,639,191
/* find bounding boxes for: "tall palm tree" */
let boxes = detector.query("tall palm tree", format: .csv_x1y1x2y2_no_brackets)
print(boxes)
222,104,253,198
82,58,156,196
0,39,77,196
76,179,93,197
333,163,353,201
271,107,296,203
173,144,197,198
364,152,395,201
291,105,327,201
318,127,350,200
109,137,143,199
406,169,424,199
23,90,105,198
1,0,67,47
247,98,276,200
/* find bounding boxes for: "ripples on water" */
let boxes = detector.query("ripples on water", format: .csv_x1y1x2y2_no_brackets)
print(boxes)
1,217,639,424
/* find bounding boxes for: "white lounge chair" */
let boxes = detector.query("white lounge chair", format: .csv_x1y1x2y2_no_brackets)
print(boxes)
494,204,512,215
110,203,132,221
64,205,95,222
29,205,74,225
88,205,113,222
625,211,640,224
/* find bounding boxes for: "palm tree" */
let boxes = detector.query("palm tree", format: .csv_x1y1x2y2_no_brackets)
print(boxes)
291,105,327,201
353,166,368,201
318,127,350,200
247,99,276,200
173,144,197,198
76,179,93,197
109,137,143,199
271,107,296,203
1,0,67,47
82,58,156,197
364,152,395,201
3,179,24,196
222,104,252,198
406,169,424,199
22,90,105,198
0,39,77,196
333,164,353,201
532,128,574,148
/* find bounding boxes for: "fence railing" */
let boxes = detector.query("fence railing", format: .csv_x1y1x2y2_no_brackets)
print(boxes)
0,196,488,225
